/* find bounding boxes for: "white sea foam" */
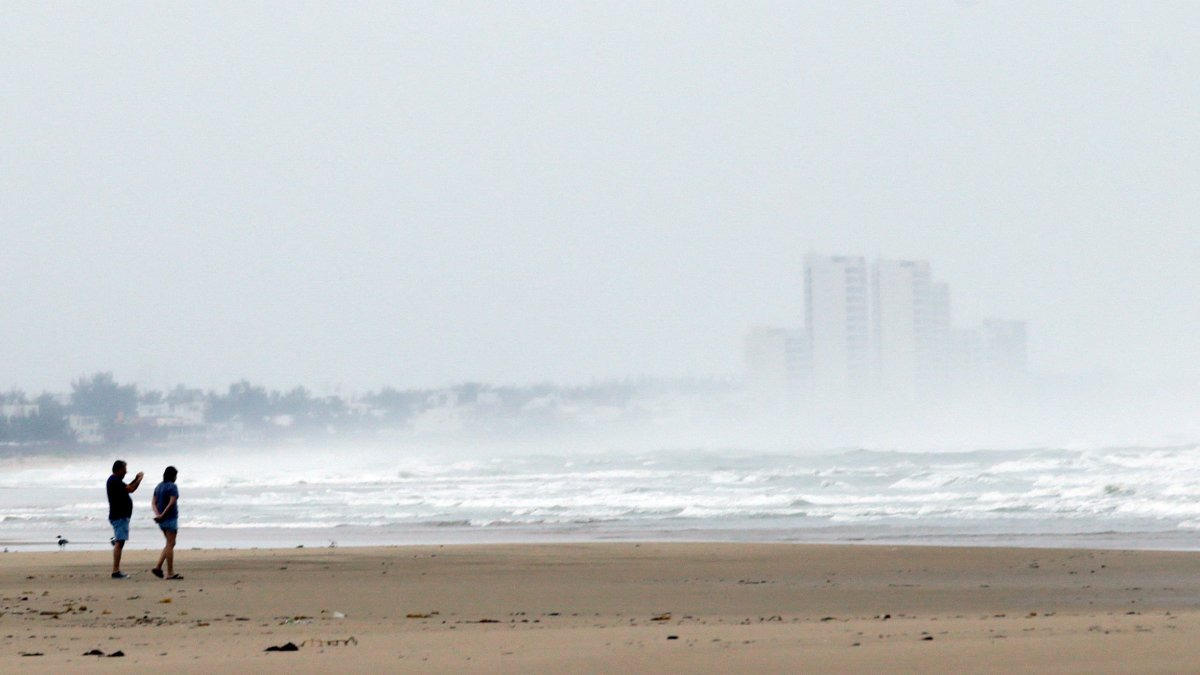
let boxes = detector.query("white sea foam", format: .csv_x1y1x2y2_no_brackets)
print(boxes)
2,444,1199,548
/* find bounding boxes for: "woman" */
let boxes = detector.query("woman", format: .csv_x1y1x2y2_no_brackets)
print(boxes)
150,466,183,580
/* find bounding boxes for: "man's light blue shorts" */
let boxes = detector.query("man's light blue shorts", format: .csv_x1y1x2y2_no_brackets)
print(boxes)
110,518,130,542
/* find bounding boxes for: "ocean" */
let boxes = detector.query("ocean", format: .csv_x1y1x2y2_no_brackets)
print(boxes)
3,444,1200,552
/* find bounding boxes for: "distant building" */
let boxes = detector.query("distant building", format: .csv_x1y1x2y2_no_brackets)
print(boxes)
928,282,952,386
744,327,789,399
871,259,952,399
804,254,870,401
744,327,811,401
67,415,104,444
872,259,926,398
136,401,208,428
746,253,1028,409
137,402,172,419
1,403,39,419
947,328,983,390
981,319,1027,386
785,329,813,395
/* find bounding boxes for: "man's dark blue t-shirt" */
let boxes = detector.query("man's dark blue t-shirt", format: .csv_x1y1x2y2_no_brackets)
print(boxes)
153,481,179,520
106,475,132,521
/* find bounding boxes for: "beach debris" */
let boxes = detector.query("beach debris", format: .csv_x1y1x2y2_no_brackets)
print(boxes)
159,598,173,603
667,635,679,640
20,652,44,657
332,611,346,619
406,612,436,619
83,649,105,656
921,636,934,641
108,650,125,657
265,642,300,652
650,613,672,622
302,637,358,647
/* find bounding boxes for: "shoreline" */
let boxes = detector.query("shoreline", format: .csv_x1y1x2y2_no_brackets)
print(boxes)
6,542,1200,672
7,522,1200,554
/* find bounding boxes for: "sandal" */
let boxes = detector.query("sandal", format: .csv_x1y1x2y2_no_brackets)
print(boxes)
151,568,164,578
166,574,184,580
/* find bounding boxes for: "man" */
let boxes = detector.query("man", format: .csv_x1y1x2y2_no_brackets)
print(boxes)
106,460,143,579
151,466,182,580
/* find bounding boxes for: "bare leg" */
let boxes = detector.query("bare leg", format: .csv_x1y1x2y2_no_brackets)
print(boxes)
154,532,165,572
156,530,177,576
112,540,124,574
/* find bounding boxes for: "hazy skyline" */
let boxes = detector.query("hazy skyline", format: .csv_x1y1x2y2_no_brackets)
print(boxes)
3,2,1198,394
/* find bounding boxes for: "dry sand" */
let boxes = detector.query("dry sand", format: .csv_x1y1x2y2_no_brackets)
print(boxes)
3,542,1200,673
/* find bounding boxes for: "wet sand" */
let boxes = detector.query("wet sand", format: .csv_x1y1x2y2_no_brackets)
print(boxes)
4,542,1200,673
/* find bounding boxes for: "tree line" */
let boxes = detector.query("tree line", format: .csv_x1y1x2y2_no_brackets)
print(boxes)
1,372,719,446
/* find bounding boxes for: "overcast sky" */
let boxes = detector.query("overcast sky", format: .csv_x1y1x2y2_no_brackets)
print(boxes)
2,1,1197,394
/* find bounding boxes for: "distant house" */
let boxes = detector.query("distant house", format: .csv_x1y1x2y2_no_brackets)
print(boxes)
172,401,207,426
67,415,104,444
137,402,172,419
1,403,39,419
136,401,209,429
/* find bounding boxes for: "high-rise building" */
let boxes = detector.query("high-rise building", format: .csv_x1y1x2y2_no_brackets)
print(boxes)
871,260,952,399
751,253,1025,410
804,254,869,400
927,282,952,385
871,259,929,398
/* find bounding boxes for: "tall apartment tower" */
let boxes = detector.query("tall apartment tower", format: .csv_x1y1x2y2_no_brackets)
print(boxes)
872,259,930,398
804,254,869,400
871,260,952,398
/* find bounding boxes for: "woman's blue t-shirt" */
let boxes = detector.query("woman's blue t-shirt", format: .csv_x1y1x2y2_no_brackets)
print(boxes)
153,481,179,520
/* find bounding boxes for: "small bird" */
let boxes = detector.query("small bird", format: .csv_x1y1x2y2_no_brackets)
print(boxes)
56,536,68,549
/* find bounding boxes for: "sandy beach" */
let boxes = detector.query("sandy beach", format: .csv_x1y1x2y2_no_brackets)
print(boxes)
3,542,1200,673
